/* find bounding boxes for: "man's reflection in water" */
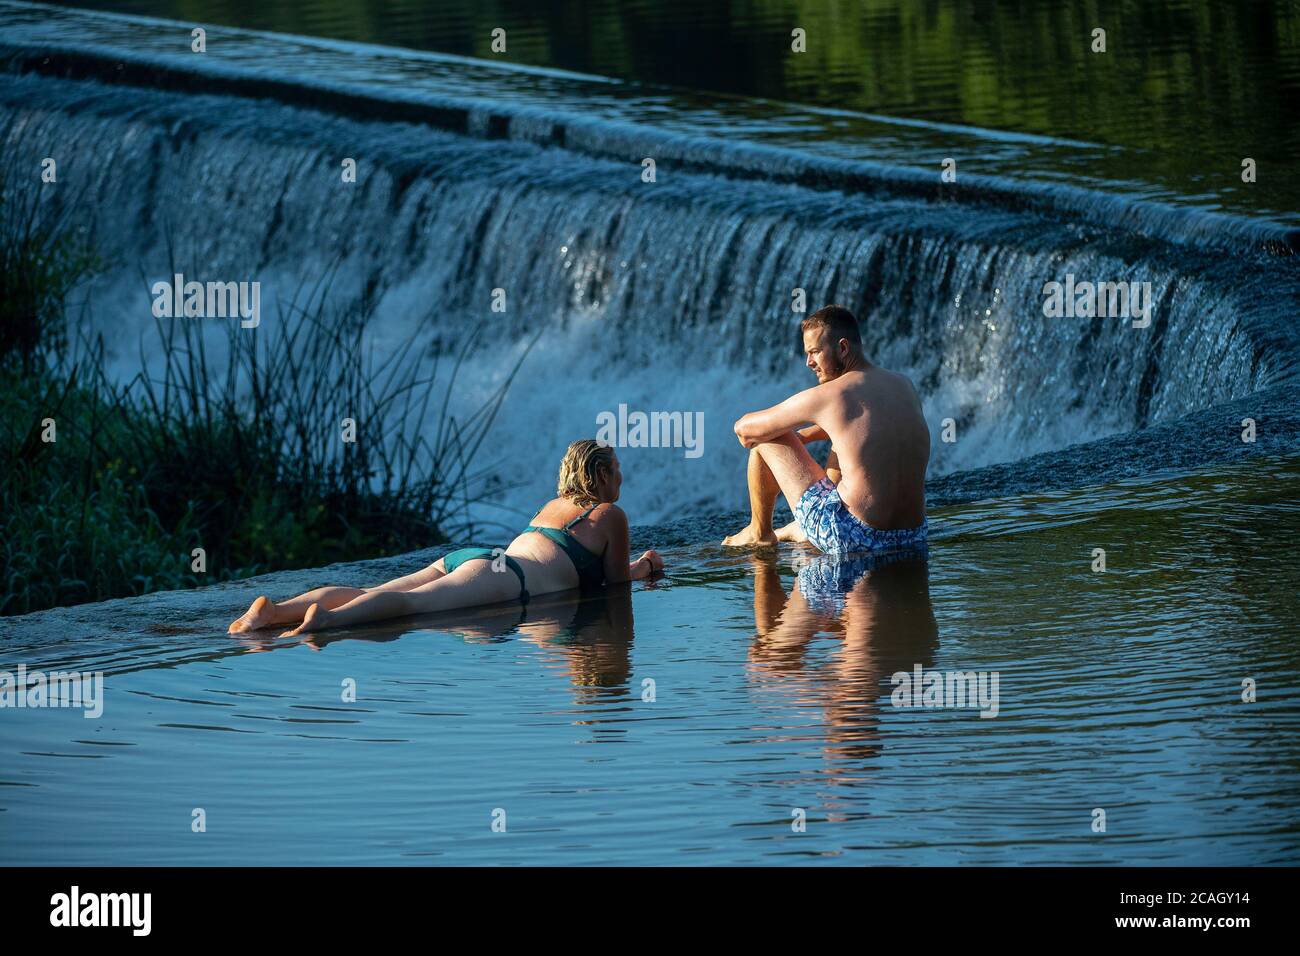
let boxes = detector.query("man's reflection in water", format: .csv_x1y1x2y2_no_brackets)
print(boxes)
748,548,937,772
276,586,636,709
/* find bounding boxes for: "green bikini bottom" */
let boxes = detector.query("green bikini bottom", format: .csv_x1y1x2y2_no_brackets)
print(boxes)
441,547,530,606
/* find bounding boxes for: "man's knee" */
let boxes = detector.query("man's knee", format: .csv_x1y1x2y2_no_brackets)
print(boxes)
754,430,801,456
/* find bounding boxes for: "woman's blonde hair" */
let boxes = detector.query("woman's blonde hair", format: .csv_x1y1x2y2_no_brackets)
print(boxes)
556,439,615,507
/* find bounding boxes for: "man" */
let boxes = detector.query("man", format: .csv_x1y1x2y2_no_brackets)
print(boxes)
721,305,930,554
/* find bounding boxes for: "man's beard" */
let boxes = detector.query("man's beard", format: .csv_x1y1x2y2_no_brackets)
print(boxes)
817,355,845,380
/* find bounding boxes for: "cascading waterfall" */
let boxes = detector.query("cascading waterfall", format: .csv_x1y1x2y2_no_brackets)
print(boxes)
2,31,1297,529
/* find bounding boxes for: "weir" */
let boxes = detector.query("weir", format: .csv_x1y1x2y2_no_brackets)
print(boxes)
1,4,1298,524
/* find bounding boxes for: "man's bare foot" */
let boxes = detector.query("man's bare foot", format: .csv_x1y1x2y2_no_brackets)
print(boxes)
281,602,328,637
775,519,809,543
229,595,279,633
721,523,778,547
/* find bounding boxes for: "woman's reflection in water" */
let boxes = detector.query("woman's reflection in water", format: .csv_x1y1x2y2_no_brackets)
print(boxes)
748,548,938,776
515,587,636,712
278,584,637,711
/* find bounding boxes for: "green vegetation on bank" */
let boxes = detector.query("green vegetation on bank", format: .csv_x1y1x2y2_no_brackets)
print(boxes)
1,185,512,616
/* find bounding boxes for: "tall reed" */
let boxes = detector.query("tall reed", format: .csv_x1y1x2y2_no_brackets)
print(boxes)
2,179,529,615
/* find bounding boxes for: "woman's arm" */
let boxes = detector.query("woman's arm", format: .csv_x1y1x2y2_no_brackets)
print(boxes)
592,509,665,582
600,506,633,584
597,506,664,584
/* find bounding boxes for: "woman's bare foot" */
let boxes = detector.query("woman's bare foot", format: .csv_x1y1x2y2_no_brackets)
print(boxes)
775,519,808,543
281,602,328,637
721,523,778,547
229,595,279,633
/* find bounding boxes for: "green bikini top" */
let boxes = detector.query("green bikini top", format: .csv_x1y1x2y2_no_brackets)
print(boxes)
524,504,605,588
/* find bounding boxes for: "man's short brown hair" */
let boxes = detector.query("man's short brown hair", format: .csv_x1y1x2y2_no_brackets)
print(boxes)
801,305,861,345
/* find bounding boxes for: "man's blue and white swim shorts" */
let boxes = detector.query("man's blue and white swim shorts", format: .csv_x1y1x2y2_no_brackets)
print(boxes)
794,549,923,616
794,477,928,556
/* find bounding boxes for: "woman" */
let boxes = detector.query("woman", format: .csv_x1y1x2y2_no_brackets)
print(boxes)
228,440,664,636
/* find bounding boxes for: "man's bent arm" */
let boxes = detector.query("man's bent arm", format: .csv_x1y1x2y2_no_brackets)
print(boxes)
734,386,822,447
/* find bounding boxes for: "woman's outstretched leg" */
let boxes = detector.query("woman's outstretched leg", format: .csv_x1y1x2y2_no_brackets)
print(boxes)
228,560,450,633
281,562,519,636
229,587,368,633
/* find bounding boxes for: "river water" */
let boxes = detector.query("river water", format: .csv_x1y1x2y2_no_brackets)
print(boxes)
3,456,1298,864
0,1,1297,864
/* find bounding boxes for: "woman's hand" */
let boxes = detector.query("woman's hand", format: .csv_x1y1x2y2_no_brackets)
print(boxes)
632,549,665,579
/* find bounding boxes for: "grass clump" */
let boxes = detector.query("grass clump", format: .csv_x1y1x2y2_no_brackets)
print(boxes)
1,181,520,616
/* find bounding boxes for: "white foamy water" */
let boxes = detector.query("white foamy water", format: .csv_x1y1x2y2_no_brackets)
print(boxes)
3,4,1288,535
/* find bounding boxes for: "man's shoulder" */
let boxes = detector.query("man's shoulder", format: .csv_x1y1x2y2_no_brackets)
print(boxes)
864,365,919,396
834,367,882,392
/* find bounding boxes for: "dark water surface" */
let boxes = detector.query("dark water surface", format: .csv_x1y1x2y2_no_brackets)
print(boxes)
58,0,1300,219
3,456,1298,864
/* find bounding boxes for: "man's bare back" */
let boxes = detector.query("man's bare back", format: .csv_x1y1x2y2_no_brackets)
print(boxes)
803,365,929,529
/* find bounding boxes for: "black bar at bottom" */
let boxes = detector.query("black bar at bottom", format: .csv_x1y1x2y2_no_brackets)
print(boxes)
0,865,1283,939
